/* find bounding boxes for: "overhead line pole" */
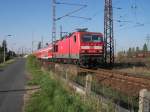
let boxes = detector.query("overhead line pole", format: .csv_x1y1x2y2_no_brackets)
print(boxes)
146,34,150,51
52,0,56,59
52,0,56,43
104,0,114,67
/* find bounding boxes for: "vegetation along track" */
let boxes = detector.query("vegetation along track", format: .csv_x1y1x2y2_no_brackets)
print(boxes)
41,61,150,96
80,68,150,96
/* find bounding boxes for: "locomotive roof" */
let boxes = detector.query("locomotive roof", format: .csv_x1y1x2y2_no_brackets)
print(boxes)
34,44,52,53
52,31,103,45
59,31,103,40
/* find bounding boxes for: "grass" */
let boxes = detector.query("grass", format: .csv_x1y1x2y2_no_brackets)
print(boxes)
0,59,15,68
71,74,139,111
91,80,139,111
25,55,100,112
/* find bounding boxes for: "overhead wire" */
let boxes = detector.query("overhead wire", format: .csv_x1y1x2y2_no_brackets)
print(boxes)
67,15,92,20
115,0,148,31
56,6,87,21
55,2,87,7
55,1,88,21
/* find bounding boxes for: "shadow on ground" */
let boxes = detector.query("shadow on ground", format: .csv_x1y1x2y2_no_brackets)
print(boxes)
114,62,146,69
0,69,4,72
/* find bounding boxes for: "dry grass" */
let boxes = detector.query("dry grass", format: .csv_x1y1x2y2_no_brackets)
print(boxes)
114,67,150,77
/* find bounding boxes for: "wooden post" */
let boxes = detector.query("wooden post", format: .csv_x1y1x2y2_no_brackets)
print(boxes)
65,69,68,82
85,73,92,95
139,89,150,112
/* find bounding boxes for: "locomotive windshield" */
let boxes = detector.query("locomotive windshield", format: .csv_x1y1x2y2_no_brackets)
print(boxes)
82,35,103,42
82,35,92,42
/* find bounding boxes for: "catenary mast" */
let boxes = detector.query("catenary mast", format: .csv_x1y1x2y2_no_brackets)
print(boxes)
104,0,114,66
52,0,56,43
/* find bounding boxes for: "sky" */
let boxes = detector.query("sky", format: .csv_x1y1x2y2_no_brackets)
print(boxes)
0,0,150,53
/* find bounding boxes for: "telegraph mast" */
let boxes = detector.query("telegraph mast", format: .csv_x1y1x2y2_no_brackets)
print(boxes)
104,0,114,66
52,0,56,43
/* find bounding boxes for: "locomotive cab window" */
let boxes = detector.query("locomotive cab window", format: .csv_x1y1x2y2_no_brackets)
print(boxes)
92,35,103,42
82,35,92,42
82,35,103,42
74,35,76,43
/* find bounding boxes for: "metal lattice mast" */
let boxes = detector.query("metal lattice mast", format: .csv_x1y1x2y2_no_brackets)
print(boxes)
52,0,56,43
104,0,114,66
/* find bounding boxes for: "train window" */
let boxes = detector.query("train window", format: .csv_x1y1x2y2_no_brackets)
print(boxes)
55,45,58,52
54,45,58,52
92,35,103,42
82,35,92,42
82,35,103,42
74,35,76,43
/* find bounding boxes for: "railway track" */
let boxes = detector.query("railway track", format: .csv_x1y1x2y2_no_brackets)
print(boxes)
79,68,150,95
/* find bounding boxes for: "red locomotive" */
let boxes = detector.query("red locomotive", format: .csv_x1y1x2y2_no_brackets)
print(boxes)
34,29,104,67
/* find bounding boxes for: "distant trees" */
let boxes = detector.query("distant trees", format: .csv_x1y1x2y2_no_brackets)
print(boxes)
2,40,7,51
37,41,42,50
127,48,132,57
0,40,16,63
143,43,148,52
136,46,140,53
0,45,3,63
45,43,49,46
117,43,149,58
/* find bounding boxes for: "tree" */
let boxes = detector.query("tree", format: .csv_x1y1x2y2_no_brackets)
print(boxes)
46,43,48,46
136,46,140,53
127,47,132,57
0,45,3,63
143,43,148,52
37,41,42,49
6,50,16,60
131,47,135,53
2,40,7,53
0,40,16,63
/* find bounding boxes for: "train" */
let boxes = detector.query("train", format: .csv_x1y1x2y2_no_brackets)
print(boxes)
34,29,105,67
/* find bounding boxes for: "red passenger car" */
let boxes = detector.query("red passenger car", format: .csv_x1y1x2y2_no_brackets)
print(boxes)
34,44,52,59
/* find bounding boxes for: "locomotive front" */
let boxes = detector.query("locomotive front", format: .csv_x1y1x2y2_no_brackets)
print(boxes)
79,32,104,67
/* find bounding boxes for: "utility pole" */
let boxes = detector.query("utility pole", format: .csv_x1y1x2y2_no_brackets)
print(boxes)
22,47,24,55
146,34,150,51
52,0,56,43
3,41,6,63
51,0,88,44
41,36,44,48
52,0,56,59
60,25,62,39
3,35,12,63
32,32,34,53
104,0,114,66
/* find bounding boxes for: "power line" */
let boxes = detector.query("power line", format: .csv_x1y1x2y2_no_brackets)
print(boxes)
55,2,87,7
56,5,87,21
51,0,89,44
67,15,92,20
